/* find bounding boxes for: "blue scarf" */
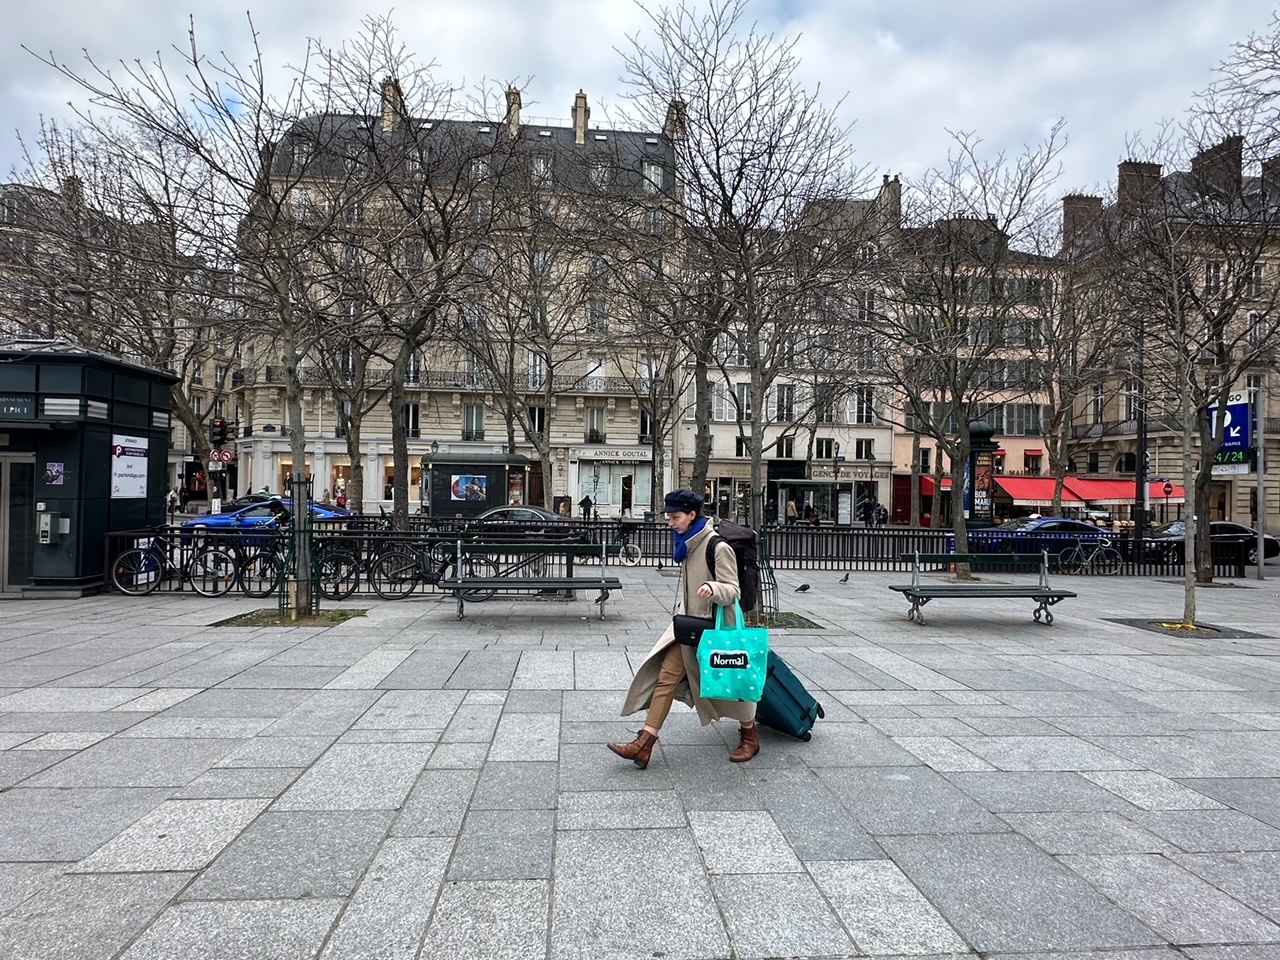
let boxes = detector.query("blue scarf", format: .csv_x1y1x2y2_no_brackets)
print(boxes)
672,517,708,564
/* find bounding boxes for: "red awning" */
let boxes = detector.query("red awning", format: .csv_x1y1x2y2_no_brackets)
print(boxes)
919,476,954,495
1063,478,1139,505
1023,449,1045,456
993,449,1007,455
994,477,1084,506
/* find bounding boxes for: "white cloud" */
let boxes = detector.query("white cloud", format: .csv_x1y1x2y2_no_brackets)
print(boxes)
1,0,1275,200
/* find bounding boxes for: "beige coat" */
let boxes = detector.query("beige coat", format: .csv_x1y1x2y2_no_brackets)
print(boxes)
619,521,756,726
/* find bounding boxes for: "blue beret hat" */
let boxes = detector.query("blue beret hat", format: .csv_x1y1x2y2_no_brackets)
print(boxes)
663,489,704,513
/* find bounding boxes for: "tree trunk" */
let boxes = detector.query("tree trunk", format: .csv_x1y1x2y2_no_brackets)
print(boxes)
280,311,312,614
344,420,364,513
390,343,410,531
691,350,712,496
1180,372,1197,624
910,432,921,526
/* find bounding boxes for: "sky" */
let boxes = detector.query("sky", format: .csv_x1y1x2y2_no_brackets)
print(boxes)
1,0,1277,200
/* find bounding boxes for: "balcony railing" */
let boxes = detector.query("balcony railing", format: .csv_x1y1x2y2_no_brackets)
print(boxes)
461,429,485,441
1071,415,1186,439
233,365,645,395
585,431,606,443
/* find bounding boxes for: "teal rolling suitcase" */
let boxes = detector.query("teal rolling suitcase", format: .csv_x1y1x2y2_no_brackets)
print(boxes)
755,651,824,741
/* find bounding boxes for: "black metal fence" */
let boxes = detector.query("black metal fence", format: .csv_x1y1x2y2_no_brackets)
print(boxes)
101,518,1252,597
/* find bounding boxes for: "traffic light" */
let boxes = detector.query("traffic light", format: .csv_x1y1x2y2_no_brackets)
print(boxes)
209,417,229,446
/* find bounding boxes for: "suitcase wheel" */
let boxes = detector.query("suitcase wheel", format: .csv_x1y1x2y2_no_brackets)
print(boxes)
816,704,825,719
799,731,812,742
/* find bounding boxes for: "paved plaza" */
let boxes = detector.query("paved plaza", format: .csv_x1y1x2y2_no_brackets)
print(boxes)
2,568,1280,959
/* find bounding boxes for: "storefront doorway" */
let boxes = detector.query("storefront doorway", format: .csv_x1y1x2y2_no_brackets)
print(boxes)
0,456,36,593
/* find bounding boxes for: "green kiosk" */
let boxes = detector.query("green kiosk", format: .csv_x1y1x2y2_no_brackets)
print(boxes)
0,340,176,595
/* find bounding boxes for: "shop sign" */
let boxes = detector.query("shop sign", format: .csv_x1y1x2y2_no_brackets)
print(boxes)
576,446,653,463
0,395,35,419
810,465,889,481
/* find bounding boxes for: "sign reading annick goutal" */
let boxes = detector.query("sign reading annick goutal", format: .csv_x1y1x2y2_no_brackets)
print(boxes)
111,434,149,499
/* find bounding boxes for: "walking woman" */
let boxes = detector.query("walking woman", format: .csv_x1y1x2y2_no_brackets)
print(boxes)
608,489,760,768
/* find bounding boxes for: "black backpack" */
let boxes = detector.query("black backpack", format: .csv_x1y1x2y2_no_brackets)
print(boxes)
704,520,761,613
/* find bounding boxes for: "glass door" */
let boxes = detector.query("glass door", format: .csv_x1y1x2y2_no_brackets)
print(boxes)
2,458,36,591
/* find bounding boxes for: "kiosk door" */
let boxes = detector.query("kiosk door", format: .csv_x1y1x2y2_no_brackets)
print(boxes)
1,457,35,592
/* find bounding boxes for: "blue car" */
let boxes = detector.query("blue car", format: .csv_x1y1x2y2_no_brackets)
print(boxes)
181,499,349,546
965,516,1114,560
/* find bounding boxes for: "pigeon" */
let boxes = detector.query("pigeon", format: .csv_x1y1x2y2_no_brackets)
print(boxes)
839,572,850,583
794,583,811,593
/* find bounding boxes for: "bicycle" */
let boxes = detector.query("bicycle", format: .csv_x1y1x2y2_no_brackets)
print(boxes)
613,522,642,566
311,508,399,600
1058,537,1122,575
368,537,500,601
110,530,237,597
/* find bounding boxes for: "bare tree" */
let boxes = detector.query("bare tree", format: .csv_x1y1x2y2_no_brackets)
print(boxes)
876,127,1066,555
620,0,874,526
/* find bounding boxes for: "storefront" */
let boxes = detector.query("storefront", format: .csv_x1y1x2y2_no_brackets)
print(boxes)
575,445,653,519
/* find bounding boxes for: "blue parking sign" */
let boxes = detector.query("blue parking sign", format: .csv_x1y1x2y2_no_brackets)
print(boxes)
1209,391,1251,453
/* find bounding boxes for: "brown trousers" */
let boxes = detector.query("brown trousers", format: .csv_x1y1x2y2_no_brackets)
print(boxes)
645,644,755,731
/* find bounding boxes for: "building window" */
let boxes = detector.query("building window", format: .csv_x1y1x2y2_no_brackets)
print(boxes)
993,453,1005,475
814,384,836,423
774,384,795,422
470,247,491,274
532,155,552,188
1249,263,1265,297
528,301,547,336
1024,453,1042,476
528,350,547,389
407,350,422,385
639,408,653,442
851,387,875,424
918,448,931,473
590,159,612,189
1123,380,1139,422
641,255,662,281
643,209,663,235
1205,261,1222,296
586,356,605,391
464,302,487,332
1091,385,1104,424
405,242,424,270
470,157,490,181
213,398,225,419
1247,311,1270,348
341,346,357,383
734,436,751,457
642,159,663,195
404,403,420,438
587,299,607,334
1088,451,1099,473
588,255,608,285
585,404,606,443
192,364,204,386
528,405,547,437
344,198,365,224
471,198,491,225
1,196,18,224
776,436,794,459
854,438,875,461
815,438,835,459
463,403,485,441
1117,452,1136,473
533,249,552,279
734,383,751,421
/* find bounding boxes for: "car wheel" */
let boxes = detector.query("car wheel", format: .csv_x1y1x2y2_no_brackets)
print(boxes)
1248,545,1259,566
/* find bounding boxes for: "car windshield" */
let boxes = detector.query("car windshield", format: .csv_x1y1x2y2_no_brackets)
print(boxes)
995,517,1042,531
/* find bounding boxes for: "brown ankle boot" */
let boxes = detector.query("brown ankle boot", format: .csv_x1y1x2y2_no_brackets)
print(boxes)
608,730,658,769
730,724,760,763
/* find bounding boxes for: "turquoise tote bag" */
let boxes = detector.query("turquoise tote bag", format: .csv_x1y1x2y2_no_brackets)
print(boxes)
697,601,769,702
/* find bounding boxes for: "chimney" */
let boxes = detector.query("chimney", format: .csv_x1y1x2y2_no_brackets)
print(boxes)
1117,160,1163,214
60,176,84,210
505,86,522,139
572,90,590,145
381,76,406,133
663,99,687,142
1062,194,1102,246
877,174,901,228
1191,135,1243,196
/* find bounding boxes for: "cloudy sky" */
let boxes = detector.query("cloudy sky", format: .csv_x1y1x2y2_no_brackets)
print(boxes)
2,0,1276,198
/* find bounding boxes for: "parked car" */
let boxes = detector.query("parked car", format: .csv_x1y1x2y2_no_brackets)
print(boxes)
182,499,350,545
463,505,585,539
1147,520,1280,565
967,516,1114,560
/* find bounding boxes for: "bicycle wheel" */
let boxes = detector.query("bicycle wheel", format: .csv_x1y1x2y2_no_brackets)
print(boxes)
237,550,283,598
1096,547,1123,575
1057,546,1083,575
318,552,360,600
188,548,237,597
111,548,165,596
619,542,642,566
456,556,499,602
370,549,421,600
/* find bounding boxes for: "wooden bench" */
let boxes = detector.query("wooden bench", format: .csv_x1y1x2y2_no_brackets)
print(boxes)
888,551,1077,626
437,540,623,620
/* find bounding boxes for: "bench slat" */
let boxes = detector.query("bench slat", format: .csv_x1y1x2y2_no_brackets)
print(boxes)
438,578,622,590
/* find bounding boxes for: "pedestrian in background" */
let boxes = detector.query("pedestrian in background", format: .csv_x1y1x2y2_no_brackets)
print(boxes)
608,489,759,768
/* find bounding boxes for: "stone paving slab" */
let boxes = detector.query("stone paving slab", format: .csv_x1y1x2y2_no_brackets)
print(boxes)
3,571,1280,957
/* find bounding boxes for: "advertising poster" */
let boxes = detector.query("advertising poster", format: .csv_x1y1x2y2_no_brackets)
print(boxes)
450,474,488,502
507,473,525,505
111,435,150,499
973,454,995,524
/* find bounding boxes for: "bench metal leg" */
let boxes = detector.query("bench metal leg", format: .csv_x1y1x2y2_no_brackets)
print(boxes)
906,595,927,625
1032,599,1053,625
456,593,465,620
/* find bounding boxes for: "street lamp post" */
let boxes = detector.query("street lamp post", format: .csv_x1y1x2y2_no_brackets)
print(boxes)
832,442,840,520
